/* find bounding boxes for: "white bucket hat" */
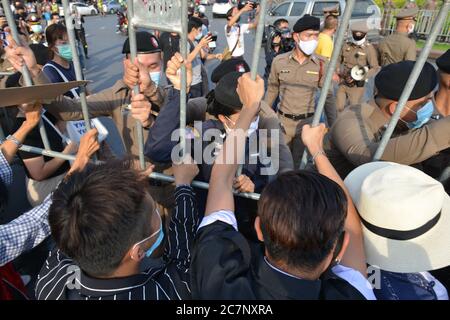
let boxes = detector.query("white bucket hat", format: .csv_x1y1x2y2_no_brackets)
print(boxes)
344,162,450,273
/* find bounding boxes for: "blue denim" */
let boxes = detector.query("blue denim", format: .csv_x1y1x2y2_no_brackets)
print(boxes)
374,270,438,300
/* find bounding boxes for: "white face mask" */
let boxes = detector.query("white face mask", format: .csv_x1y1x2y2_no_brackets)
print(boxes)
31,24,42,34
408,24,415,34
298,39,318,56
351,36,366,46
247,116,259,136
224,116,259,137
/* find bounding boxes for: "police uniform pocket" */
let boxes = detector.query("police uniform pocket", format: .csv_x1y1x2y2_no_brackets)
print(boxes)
279,71,292,84
302,70,319,87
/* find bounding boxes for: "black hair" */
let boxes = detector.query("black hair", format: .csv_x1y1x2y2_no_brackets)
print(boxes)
45,23,67,59
0,178,8,215
49,160,152,277
226,7,234,20
274,18,288,28
188,17,203,33
258,170,347,272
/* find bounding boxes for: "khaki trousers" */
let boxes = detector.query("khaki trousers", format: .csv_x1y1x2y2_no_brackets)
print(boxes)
336,85,365,112
278,114,313,169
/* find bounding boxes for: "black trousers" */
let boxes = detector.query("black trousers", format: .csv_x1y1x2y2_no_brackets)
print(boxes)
75,28,88,57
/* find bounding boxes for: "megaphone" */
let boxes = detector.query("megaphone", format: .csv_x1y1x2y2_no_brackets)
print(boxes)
351,65,369,81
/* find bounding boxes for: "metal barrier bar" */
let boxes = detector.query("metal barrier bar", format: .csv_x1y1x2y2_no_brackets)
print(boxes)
179,0,188,159
299,0,356,169
237,0,268,177
11,141,262,200
19,144,82,162
0,72,15,76
149,172,261,200
128,0,189,162
126,0,146,170
250,0,267,81
62,0,92,133
1,0,51,150
373,1,449,162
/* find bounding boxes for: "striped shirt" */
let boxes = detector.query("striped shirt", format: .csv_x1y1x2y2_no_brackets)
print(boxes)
35,186,200,300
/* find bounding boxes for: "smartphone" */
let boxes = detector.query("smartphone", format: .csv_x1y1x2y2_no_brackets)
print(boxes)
208,32,218,51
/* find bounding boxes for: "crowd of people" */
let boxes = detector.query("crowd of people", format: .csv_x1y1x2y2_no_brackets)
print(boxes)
0,0,449,301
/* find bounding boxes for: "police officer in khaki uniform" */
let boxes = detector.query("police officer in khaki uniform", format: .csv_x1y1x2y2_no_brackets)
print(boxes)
336,21,379,112
422,49,450,178
378,7,418,66
326,61,450,179
265,15,336,167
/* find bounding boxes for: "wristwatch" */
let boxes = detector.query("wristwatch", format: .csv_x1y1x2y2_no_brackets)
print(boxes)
6,135,22,148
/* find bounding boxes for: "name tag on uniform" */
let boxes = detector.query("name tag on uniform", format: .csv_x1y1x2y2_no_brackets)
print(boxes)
306,70,319,75
280,70,290,73
357,52,366,56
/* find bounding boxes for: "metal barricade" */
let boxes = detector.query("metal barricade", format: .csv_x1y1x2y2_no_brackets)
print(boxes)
372,1,450,162
299,0,356,169
1,0,51,150
128,0,188,168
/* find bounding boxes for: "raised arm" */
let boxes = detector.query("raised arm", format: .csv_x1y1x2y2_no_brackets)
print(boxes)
0,103,41,164
144,53,192,163
0,129,99,267
227,4,252,29
205,73,264,216
164,157,200,271
301,124,367,277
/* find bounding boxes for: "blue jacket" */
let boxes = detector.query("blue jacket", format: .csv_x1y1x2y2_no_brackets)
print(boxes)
144,88,270,192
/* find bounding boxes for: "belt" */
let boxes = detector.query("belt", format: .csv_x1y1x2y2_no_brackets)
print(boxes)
278,110,315,121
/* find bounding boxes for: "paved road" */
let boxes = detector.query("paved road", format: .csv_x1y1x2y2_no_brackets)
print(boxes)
83,7,266,93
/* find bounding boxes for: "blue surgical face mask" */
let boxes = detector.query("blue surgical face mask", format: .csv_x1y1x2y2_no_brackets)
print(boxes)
195,31,203,41
133,210,164,258
149,71,161,87
56,44,73,61
145,226,164,257
405,100,434,129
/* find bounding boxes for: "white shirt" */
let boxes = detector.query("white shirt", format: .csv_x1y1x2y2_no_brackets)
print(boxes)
420,272,449,300
199,210,377,300
224,23,250,58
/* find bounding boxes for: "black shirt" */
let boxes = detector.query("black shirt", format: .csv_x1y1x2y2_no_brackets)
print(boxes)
14,112,70,179
191,220,368,300
159,32,180,72
35,186,201,300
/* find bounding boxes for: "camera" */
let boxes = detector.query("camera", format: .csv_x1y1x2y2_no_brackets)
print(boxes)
238,1,258,10
268,26,295,54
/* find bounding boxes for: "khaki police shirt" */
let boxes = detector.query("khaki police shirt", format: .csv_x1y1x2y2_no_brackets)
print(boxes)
325,100,450,178
339,41,380,80
378,32,417,66
265,51,335,116
31,70,164,161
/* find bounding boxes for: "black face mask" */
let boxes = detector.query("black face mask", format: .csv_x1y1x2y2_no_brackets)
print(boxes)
352,32,366,41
